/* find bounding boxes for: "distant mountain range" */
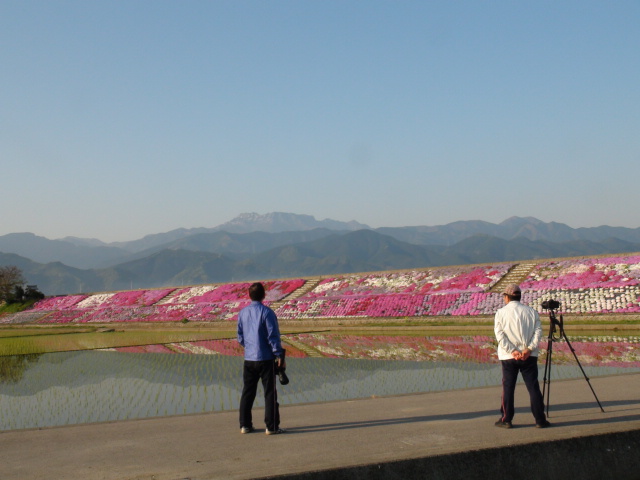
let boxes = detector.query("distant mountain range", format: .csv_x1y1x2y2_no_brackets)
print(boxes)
2,212,640,296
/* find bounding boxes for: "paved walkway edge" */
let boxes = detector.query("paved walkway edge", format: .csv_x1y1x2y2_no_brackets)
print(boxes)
1,374,638,480
263,428,640,480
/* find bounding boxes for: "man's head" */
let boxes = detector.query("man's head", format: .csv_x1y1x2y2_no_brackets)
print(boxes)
249,282,266,302
502,283,521,302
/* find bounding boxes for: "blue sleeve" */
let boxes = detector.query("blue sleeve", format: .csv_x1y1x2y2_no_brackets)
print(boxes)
265,309,283,357
237,314,245,347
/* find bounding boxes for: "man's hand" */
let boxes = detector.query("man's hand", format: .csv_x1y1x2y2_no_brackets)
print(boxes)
511,350,522,360
521,348,531,360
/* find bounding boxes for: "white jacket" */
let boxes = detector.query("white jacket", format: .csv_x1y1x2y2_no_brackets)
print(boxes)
494,300,543,361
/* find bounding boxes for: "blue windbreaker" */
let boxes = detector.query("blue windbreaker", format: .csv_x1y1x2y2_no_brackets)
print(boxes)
237,301,283,361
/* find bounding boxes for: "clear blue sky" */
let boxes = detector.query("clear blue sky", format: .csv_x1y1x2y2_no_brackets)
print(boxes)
2,1,639,242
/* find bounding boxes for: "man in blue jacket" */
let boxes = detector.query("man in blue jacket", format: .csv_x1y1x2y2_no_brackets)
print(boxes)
237,282,285,435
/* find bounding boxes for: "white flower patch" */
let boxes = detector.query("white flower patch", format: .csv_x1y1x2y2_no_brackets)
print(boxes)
315,345,345,356
77,293,116,309
173,343,219,355
429,346,460,360
622,347,640,362
567,264,591,274
313,279,352,294
166,304,189,312
170,286,217,303
361,273,417,290
367,347,417,360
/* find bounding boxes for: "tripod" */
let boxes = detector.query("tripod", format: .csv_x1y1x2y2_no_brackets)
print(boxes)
541,306,604,416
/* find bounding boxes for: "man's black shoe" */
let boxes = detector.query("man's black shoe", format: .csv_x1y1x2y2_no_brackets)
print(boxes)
536,420,551,428
494,420,513,429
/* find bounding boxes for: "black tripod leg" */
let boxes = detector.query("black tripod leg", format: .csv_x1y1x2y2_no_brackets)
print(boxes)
542,338,554,417
562,332,605,413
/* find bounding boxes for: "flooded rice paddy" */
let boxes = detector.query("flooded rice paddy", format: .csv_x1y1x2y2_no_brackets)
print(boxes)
1,331,639,431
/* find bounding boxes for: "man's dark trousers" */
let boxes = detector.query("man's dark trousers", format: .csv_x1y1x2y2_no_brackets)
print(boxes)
500,355,546,424
239,359,280,431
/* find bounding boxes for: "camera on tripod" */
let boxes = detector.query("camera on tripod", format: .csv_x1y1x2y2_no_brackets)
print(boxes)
541,298,604,414
541,299,562,327
541,299,561,310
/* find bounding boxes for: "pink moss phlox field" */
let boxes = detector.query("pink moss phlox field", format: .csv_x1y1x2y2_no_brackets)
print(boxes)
12,280,305,324
304,266,511,299
7,256,640,325
30,294,88,310
522,255,640,290
106,289,175,307
277,292,508,319
162,279,304,305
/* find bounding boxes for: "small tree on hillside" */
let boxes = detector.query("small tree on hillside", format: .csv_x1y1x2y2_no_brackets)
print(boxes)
0,266,26,302
6,284,45,304
25,284,45,301
10,285,25,303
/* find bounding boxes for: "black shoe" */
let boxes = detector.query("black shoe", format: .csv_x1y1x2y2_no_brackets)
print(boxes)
494,420,513,429
536,420,551,428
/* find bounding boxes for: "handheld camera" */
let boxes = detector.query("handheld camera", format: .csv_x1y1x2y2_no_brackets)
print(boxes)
276,349,289,385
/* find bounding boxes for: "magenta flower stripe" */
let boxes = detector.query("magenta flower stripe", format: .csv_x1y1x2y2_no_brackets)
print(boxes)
3,279,306,324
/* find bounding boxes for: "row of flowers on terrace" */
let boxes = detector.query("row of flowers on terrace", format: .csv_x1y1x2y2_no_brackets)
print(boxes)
303,264,513,298
9,255,640,325
275,292,501,318
31,302,247,324
157,279,305,305
29,279,306,311
300,255,640,301
521,255,640,290
275,286,640,318
3,285,639,325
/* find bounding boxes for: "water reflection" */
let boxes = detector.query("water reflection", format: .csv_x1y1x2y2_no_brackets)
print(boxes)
1,347,638,432
0,354,41,383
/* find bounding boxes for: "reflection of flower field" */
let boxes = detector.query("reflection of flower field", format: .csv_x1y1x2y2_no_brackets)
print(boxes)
287,334,496,362
109,334,640,368
2,335,639,431
541,336,640,368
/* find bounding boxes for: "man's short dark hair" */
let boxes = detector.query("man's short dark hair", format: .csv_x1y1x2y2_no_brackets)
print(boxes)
249,282,266,301
505,292,522,302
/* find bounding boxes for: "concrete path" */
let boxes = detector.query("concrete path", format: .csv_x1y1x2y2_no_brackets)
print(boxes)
1,373,638,480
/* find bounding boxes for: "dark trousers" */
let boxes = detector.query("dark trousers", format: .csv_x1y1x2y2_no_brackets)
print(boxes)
500,356,546,424
239,360,280,431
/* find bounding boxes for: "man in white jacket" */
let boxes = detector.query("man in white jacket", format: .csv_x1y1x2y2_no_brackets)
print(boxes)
494,283,550,429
